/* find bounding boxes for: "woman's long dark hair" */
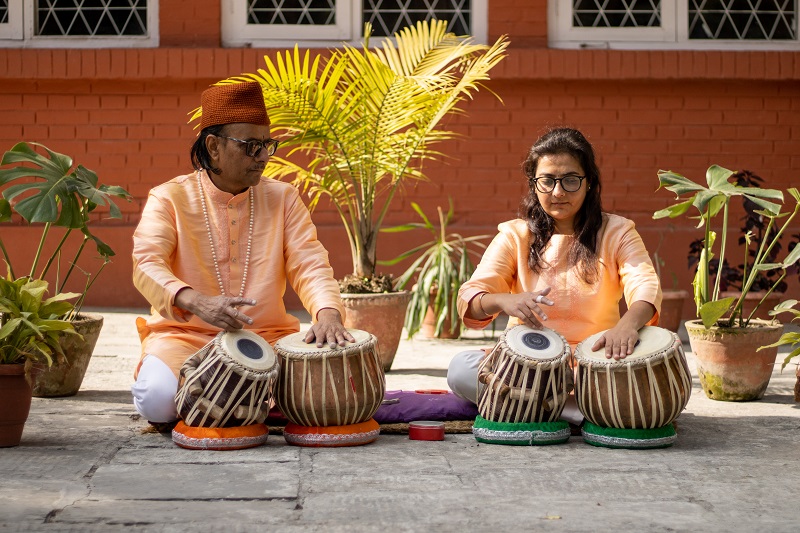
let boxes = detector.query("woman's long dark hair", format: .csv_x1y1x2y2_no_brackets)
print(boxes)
520,128,604,284
190,124,225,174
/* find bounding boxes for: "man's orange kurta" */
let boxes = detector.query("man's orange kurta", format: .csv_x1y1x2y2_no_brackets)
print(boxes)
458,214,662,347
132,170,345,378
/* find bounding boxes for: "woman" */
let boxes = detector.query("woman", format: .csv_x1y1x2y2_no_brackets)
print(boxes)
447,128,661,420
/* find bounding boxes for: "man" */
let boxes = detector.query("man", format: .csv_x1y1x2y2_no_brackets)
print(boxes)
131,82,353,424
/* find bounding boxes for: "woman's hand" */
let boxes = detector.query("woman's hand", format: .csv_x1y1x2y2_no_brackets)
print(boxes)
175,288,256,331
304,308,356,348
482,287,554,329
591,300,657,360
591,322,640,360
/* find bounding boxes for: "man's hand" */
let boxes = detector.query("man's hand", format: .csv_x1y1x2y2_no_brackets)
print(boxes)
304,308,356,348
175,288,256,331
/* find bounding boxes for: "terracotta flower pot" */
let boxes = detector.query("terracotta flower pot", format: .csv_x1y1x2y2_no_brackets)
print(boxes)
341,291,411,372
685,318,783,401
0,364,33,447
30,312,104,397
659,289,689,333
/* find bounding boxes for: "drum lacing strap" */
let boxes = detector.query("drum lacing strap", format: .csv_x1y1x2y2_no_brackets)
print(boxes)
664,344,689,424
476,343,502,419
645,359,663,429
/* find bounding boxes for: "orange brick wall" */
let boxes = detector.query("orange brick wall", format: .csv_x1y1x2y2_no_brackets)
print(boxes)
1,2,799,313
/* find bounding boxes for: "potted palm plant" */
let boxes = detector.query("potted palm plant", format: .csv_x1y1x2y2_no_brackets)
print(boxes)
0,142,131,396
381,201,487,339
195,20,508,369
654,164,800,401
0,275,78,446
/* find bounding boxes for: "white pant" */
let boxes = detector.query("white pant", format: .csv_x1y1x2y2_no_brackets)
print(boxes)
131,355,179,423
447,349,584,425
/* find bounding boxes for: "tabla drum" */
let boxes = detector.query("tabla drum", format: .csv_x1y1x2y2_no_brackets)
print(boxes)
573,326,692,449
174,330,279,429
274,329,384,446
473,326,573,446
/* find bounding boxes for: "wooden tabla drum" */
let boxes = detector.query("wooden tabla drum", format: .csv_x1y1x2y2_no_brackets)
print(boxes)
174,330,279,428
274,329,385,446
477,326,573,424
574,326,692,449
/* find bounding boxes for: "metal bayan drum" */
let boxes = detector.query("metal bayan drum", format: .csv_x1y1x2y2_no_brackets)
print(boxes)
274,329,385,428
477,325,573,424
574,326,692,449
175,330,279,428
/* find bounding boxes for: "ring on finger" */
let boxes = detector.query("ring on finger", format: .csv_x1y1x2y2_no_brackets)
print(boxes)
535,294,543,304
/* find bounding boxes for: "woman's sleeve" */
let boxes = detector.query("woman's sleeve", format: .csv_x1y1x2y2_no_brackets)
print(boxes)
131,193,192,321
458,226,520,329
617,224,662,326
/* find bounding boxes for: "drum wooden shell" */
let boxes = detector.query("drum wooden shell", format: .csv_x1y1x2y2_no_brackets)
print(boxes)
477,326,572,423
274,330,385,427
574,326,692,429
175,331,279,428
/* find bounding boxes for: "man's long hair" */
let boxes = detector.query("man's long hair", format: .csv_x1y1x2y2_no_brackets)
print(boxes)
519,128,604,285
190,125,225,174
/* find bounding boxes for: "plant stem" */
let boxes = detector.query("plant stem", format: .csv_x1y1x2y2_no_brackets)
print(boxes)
0,238,15,278
29,222,51,279
713,198,729,305
59,236,87,292
39,229,71,279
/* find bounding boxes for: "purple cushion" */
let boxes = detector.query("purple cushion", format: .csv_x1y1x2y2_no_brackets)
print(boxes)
373,390,478,424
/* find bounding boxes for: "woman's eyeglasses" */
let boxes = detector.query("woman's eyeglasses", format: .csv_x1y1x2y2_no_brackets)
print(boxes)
532,175,586,193
216,135,279,157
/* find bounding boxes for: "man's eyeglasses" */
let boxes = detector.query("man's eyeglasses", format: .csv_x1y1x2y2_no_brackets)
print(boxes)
532,175,586,193
216,135,279,157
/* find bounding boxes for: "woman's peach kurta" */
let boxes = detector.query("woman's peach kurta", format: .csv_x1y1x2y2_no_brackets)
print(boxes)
132,170,345,378
458,214,662,347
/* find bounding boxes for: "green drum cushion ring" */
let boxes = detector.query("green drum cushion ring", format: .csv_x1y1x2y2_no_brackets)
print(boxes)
472,415,570,446
581,421,677,449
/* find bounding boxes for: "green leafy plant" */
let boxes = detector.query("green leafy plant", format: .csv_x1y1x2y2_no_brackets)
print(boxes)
760,300,800,371
193,20,508,289
0,142,131,318
381,201,487,338
0,274,79,365
654,165,800,328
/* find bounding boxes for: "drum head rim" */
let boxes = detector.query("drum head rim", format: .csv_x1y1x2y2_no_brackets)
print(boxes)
217,330,278,372
503,325,570,362
275,329,374,358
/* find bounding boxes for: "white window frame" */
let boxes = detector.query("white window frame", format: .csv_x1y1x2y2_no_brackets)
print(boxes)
0,0,159,48
0,0,23,40
221,0,488,48
549,0,800,50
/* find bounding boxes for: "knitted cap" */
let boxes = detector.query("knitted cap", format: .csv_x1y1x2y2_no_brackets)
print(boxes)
200,82,269,129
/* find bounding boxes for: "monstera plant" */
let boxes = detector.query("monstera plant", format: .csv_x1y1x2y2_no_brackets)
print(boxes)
0,142,131,396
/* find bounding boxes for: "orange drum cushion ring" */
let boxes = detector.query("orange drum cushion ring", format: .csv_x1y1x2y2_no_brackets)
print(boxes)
171,421,269,450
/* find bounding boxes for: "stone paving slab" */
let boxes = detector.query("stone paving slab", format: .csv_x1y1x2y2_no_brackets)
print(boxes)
1,311,798,532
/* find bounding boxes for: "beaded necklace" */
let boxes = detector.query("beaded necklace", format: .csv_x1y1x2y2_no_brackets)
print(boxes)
197,173,254,298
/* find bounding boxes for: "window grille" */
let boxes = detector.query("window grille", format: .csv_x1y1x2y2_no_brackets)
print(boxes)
35,0,148,37
248,0,336,26
363,0,471,37
572,0,662,28
688,0,796,40
1,1,8,25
